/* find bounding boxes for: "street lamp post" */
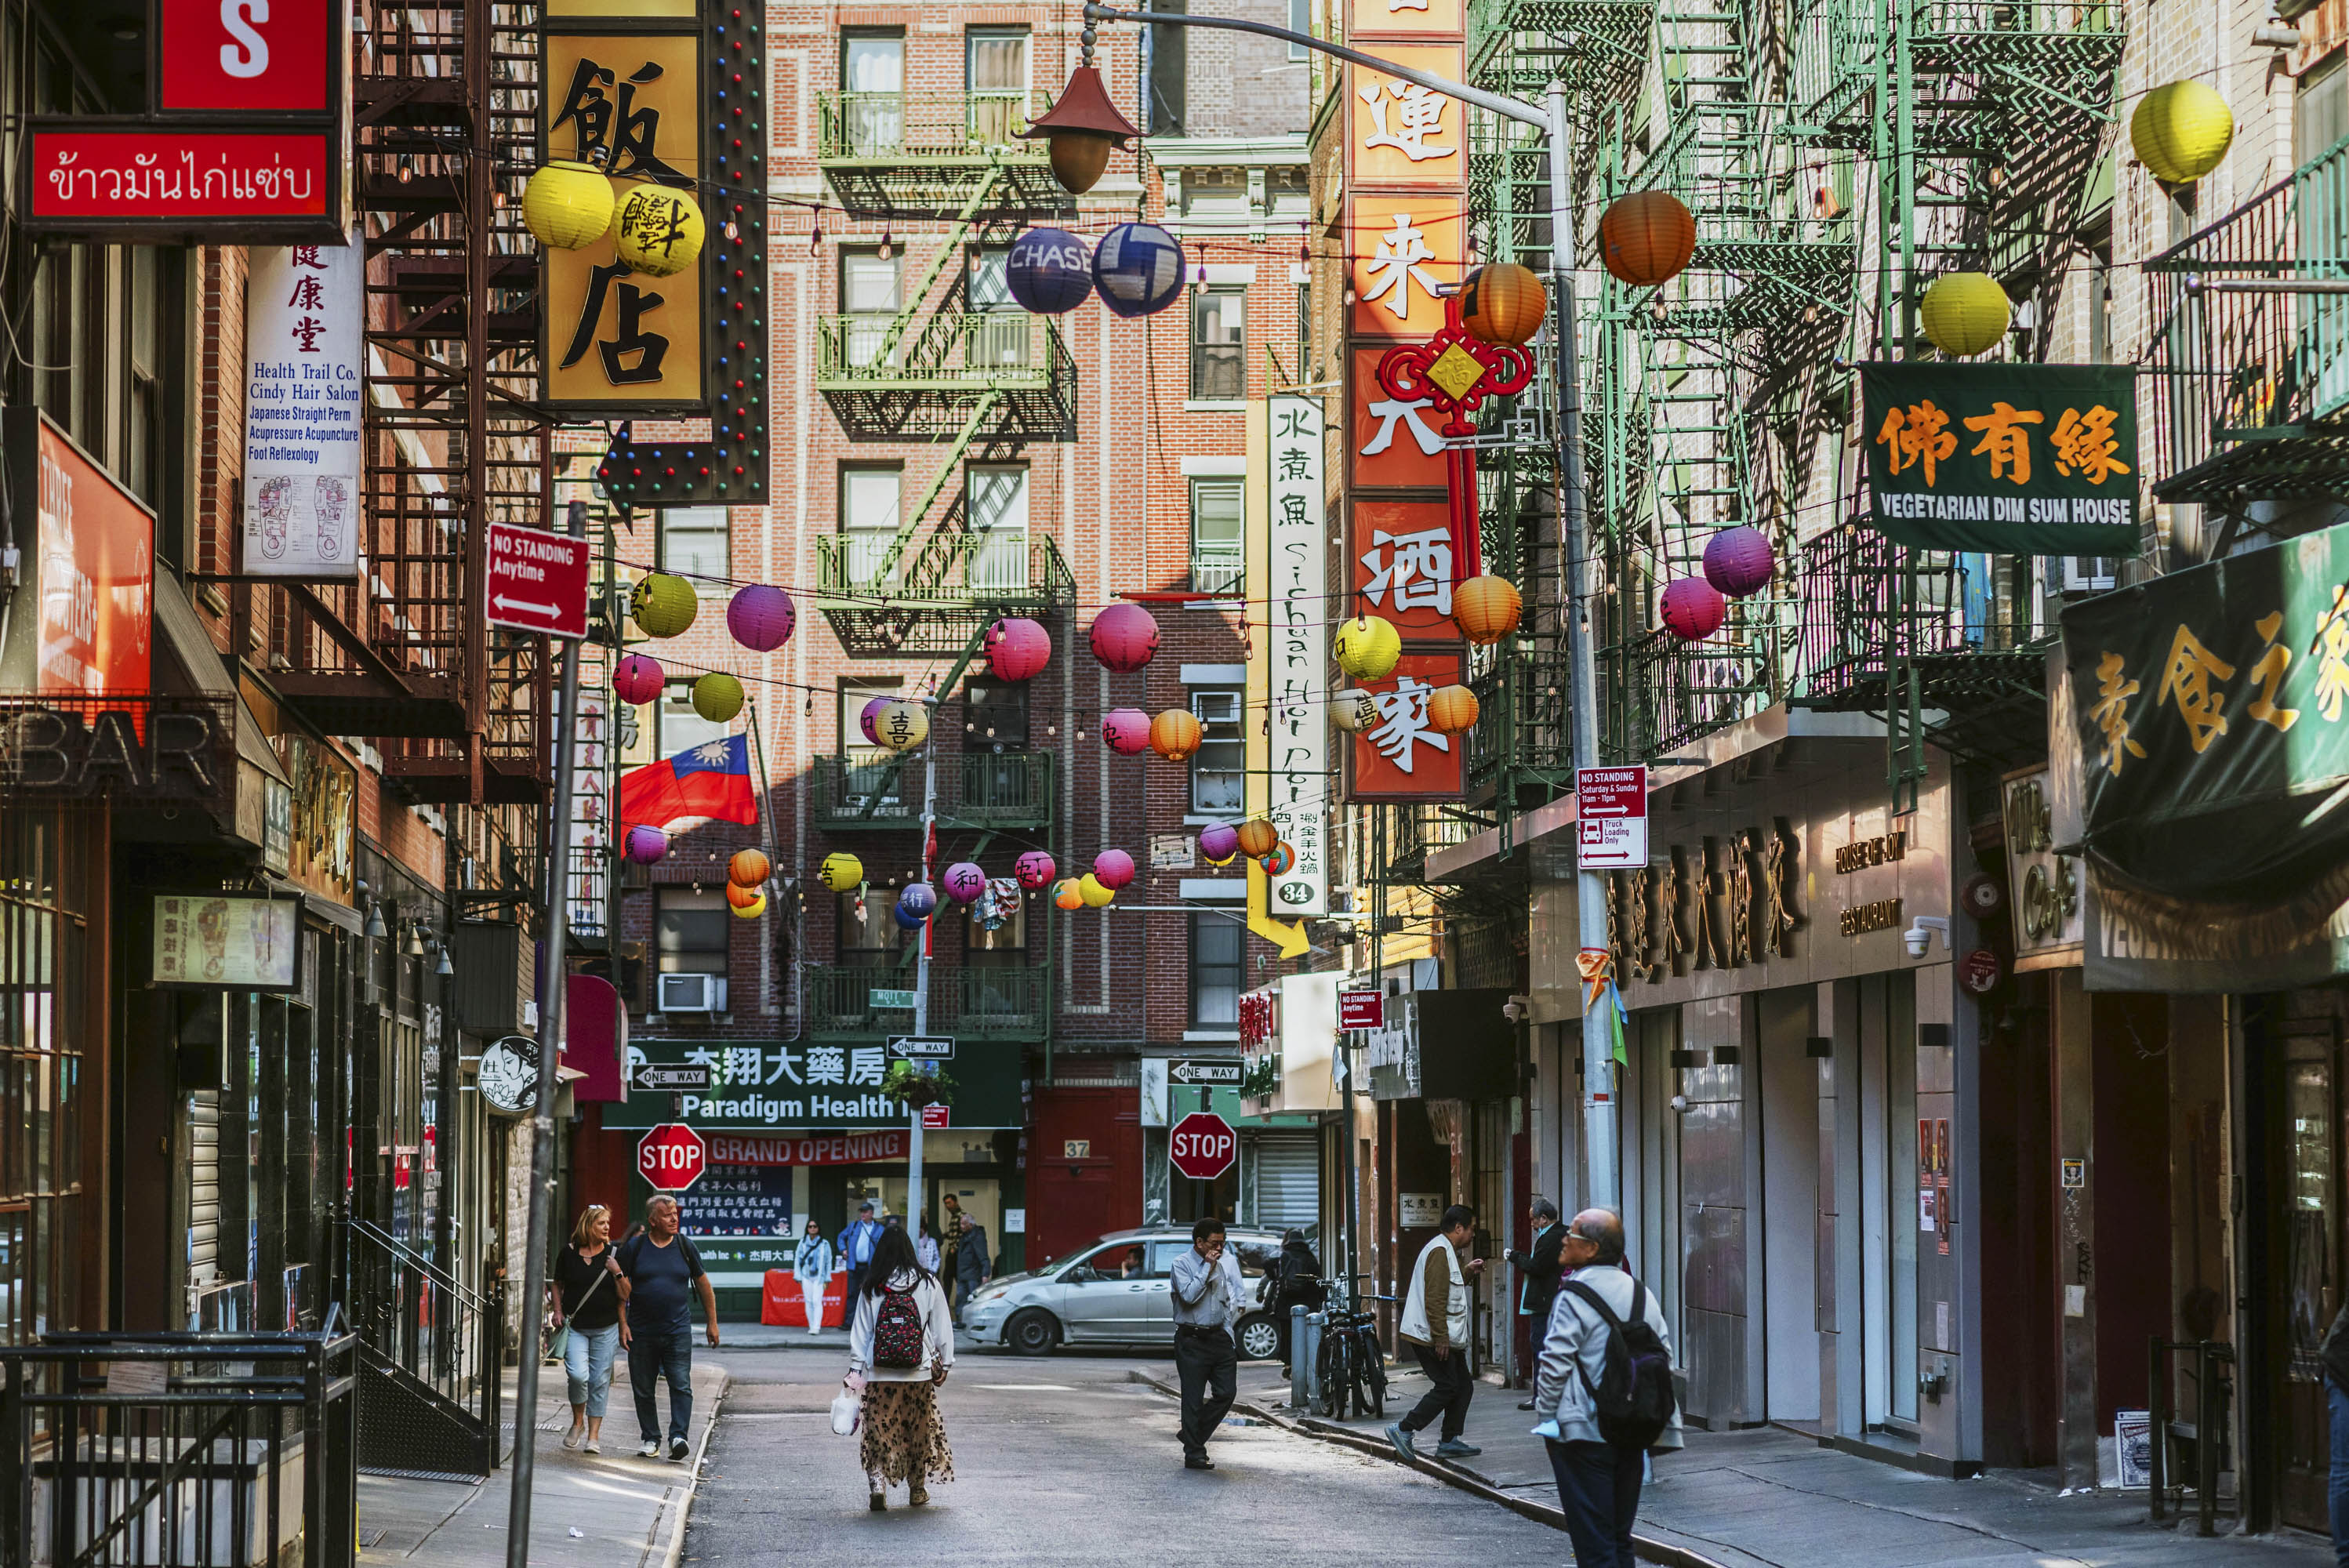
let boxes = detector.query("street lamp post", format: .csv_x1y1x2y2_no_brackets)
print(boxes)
1071,6,1620,1210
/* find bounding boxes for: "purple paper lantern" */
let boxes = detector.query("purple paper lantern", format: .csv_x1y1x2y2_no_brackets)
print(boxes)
898,882,938,922
1102,708,1151,755
1005,227,1095,314
1701,526,1775,598
1092,222,1187,318
1015,850,1058,890
1089,604,1160,673
1661,577,1727,642
614,653,665,706
859,696,889,745
1199,822,1240,862
985,616,1052,682
1092,848,1136,891
943,862,988,904
624,826,669,865
727,584,797,652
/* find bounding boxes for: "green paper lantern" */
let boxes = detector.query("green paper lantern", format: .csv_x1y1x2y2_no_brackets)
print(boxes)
630,572,699,638
692,672,744,723
1919,272,2012,358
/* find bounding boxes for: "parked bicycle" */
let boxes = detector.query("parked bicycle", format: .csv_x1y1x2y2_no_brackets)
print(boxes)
1314,1290,1392,1420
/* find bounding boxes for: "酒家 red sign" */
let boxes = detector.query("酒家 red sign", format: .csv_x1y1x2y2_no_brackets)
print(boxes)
161,0,333,111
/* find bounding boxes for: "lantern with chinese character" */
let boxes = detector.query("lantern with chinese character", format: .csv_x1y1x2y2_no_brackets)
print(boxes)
899,882,939,921
1702,525,1775,598
943,862,987,904
732,895,767,920
625,826,669,865
1078,873,1116,908
727,881,763,910
727,585,797,652
1016,850,1058,890
1053,877,1086,911
523,161,616,250
2133,80,2235,183
1236,818,1280,858
893,899,928,932
1019,64,1141,195
859,696,889,745
1089,603,1160,672
819,851,865,892
1331,690,1379,732
1091,222,1186,318
1005,227,1095,313
1661,577,1726,642
630,572,699,638
1460,262,1548,348
611,184,706,278
873,699,929,752
1919,271,2012,358
1453,575,1523,645
1149,708,1203,760
1102,708,1151,755
692,673,744,724
1599,191,1697,288
1333,615,1403,681
984,616,1052,681
614,652,665,705
1093,849,1136,891
1260,841,1296,877
728,849,771,887
1199,822,1240,862
1428,684,1480,735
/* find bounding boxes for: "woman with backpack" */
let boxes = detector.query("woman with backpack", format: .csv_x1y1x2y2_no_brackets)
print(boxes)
844,1225,955,1510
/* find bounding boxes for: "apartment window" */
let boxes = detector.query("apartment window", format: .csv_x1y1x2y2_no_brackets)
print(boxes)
840,466,902,585
657,682,731,756
837,681,909,818
1190,913,1243,1026
966,895,1027,963
2304,56,2348,172
966,28,1030,146
838,891,904,960
841,250,902,368
964,679,1029,749
1298,281,1312,368
656,889,730,978
968,464,1029,593
1191,689,1244,814
1191,285,1246,401
127,247,162,506
1189,478,1243,596
840,32,904,153
966,249,1029,367
659,506,728,579
1288,0,1310,58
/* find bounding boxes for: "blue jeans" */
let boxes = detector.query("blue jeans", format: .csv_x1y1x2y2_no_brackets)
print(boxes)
564,1324,619,1418
629,1320,694,1445
2329,1382,2349,1568
1547,1439,1643,1568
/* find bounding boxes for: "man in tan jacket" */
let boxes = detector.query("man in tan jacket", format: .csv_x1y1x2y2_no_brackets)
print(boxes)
1386,1203,1485,1461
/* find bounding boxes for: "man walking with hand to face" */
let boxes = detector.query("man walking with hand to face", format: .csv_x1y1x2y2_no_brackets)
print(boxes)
1388,1203,1486,1461
1169,1217,1247,1471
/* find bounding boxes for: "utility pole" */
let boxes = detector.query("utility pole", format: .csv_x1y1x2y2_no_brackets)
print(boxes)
907,696,938,1229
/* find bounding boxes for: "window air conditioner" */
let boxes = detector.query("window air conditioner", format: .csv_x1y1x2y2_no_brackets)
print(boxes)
657,973,728,1013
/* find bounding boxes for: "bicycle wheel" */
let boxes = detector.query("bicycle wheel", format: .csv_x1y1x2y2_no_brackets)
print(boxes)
1313,1330,1344,1418
1354,1342,1385,1420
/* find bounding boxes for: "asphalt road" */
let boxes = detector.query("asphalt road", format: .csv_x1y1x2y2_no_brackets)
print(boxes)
684,1345,1580,1566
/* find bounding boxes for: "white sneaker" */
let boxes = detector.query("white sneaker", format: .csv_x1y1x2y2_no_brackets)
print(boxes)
584,1439,601,1455
638,1440,662,1458
562,1428,584,1450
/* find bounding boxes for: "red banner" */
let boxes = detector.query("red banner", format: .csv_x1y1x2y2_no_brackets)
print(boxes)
702,1130,911,1167
31,130,331,221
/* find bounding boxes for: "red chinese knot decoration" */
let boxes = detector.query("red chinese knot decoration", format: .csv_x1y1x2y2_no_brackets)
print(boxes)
1374,295,1536,579
1238,991,1276,1050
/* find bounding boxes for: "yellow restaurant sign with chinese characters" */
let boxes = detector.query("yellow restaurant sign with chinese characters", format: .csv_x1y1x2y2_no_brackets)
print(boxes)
1861,363,2137,555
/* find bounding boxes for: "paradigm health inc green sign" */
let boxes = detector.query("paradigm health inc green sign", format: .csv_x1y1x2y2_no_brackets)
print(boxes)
1861,362,2139,554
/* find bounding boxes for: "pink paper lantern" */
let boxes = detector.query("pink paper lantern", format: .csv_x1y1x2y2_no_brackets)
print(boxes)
1092,848,1136,891
1199,822,1239,862
1661,577,1727,642
859,696,889,745
624,826,668,864
943,862,988,903
985,617,1052,682
1102,707,1151,754
1015,850,1058,890
1701,526,1775,598
727,584,797,651
1088,604,1160,673
615,653,664,706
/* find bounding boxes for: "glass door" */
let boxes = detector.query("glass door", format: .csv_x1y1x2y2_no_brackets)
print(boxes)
964,28,1029,146
965,464,1028,594
840,33,903,153
2275,1018,2340,1531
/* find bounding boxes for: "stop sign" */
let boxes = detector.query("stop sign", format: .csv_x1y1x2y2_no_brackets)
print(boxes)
1169,1111,1236,1181
637,1123,707,1192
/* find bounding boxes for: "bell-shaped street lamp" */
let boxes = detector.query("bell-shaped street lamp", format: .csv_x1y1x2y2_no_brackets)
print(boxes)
1020,63,1141,194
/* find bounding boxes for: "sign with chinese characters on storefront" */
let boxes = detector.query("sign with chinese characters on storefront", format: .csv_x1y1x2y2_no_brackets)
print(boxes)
242,237,363,578
1352,499,1457,633
1861,362,2140,555
4,410,154,700
152,894,301,989
541,21,706,413
1346,197,1463,339
1349,648,1465,800
1352,347,1447,488
1260,394,1331,916
606,1039,1026,1130
1349,46,1466,187
2002,767,2082,970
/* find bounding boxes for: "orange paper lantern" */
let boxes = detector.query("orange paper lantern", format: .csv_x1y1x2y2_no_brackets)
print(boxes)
1599,191,1697,289
1149,708,1204,760
1460,262,1549,348
1453,575,1523,645
1428,684,1481,735
728,849,771,887
726,881,764,909
1236,818,1279,858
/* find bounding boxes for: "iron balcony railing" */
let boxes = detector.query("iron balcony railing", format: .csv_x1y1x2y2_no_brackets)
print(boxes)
810,750,1055,832
344,1219,502,1478
1189,546,1244,597
1795,525,2053,704
814,532,1075,612
816,313,1059,390
803,964,1050,1041
816,89,1046,162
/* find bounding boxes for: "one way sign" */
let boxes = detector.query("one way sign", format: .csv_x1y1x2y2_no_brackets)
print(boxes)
630,1062,711,1092
1169,1058,1243,1085
485,521,590,639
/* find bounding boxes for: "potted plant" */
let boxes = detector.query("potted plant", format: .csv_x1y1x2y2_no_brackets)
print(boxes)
881,1058,957,1108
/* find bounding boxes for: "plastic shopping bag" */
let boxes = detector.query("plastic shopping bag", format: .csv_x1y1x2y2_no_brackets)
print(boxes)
830,1387,862,1437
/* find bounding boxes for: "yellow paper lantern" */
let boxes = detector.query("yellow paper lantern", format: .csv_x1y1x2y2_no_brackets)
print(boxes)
1235,818,1280,859
818,852,864,892
1331,689,1379,732
729,849,771,887
726,881,764,909
1333,615,1403,681
732,895,766,920
1428,684,1481,735
1053,878,1086,911
524,161,617,250
630,572,699,638
1453,575,1523,645
1599,191,1697,288
612,183,706,278
2133,81,2235,184
1149,708,1204,760
1460,262,1549,348
873,699,929,752
692,672,745,723
1919,272,2012,358
1078,873,1116,908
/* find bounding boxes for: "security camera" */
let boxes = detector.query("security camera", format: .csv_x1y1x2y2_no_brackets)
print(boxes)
1501,995,1531,1022
1903,916,1951,959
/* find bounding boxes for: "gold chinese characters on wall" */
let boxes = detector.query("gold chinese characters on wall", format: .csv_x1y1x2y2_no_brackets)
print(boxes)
1607,821,1802,984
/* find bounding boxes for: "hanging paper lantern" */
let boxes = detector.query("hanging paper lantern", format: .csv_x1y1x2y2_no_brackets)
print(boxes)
1093,848,1136,891
893,901,928,932
611,183,706,278
1428,684,1481,735
1702,525,1776,598
1016,850,1058,890
1333,615,1403,681
1089,603,1160,673
727,881,764,910
1919,272,2012,358
728,849,771,887
630,572,699,638
1661,578,1727,642
943,862,988,904
899,882,939,920
614,652,665,706
1199,822,1240,862
859,696,889,745
1102,708,1152,755
733,895,766,920
1236,818,1279,858
692,673,744,724
1460,262,1548,348
1078,873,1116,908
624,826,669,865
1150,708,1203,760
818,851,864,892
1005,227,1095,314
873,699,929,752
523,161,616,250
727,585,797,652
2133,80,2235,183
1331,690,1380,733
1053,878,1087,911
1091,222,1186,318
1453,575,1523,645
1260,841,1296,877
985,616,1052,682
1599,191,1697,288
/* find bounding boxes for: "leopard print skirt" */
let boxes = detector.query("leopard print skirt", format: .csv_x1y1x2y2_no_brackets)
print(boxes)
859,1378,955,1486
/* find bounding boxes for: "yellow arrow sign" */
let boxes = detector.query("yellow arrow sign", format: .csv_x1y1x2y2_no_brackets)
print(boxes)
1247,858,1309,960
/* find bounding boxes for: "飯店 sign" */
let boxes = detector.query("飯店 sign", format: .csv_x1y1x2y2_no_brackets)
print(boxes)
242,238,363,578
1577,765,1648,870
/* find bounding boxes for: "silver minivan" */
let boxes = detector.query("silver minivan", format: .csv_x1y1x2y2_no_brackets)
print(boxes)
957,1225,1289,1360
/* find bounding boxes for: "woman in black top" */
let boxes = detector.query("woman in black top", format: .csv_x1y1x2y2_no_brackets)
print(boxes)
552,1203,630,1453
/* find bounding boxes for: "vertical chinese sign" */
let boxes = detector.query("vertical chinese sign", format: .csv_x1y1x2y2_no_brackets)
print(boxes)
242,240,365,578
1262,394,1330,916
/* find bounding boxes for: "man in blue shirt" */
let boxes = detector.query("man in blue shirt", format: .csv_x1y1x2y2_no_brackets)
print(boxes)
1169,1217,1247,1472
837,1200,884,1306
617,1194,720,1461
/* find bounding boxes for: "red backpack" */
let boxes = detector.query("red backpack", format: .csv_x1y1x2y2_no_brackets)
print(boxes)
873,1284,926,1369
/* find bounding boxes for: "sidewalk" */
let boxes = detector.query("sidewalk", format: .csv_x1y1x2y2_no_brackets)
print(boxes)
358,1359,728,1568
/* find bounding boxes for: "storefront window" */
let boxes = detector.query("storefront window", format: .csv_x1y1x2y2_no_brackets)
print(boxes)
0,809,86,1344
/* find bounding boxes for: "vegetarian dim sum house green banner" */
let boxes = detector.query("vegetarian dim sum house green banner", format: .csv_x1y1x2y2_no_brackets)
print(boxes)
604,1038,1025,1131
2061,521,2349,909
1862,362,2139,554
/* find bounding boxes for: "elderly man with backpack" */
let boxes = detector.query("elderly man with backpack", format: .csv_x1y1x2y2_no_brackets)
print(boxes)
1532,1208,1683,1567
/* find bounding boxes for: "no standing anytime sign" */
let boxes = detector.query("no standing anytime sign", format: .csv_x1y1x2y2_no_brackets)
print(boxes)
1577,765,1649,871
484,521,590,639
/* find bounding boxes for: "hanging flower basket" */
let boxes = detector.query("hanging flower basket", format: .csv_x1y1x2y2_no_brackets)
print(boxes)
881,1059,957,1108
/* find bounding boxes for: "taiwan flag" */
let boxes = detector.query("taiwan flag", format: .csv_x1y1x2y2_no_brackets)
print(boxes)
618,735,758,830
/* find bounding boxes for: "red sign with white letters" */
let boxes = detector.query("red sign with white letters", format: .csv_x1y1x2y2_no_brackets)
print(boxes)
1338,989,1385,1031
1169,1112,1236,1181
484,521,592,639
161,0,333,111
637,1123,708,1192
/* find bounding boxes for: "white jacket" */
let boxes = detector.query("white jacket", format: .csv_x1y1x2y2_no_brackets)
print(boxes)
1399,1232,1469,1347
793,1236,833,1283
1532,1265,1685,1451
846,1269,956,1382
